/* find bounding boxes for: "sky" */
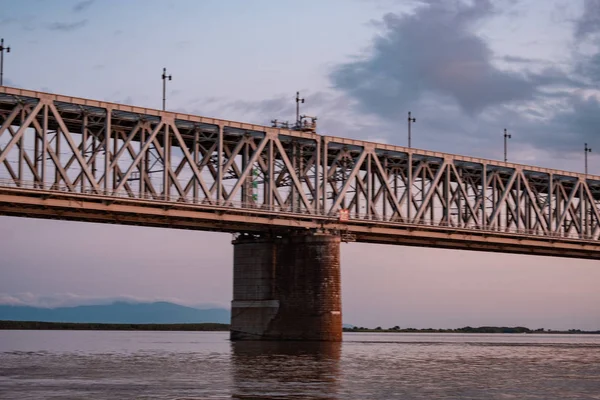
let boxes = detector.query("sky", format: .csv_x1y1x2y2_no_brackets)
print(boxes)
1,0,600,330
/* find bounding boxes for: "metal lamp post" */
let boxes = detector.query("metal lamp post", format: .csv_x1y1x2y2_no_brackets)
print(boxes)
162,68,172,111
296,91,305,127
504,129,511,162
0,38,11,86
585,143,592,175
408,111,416,148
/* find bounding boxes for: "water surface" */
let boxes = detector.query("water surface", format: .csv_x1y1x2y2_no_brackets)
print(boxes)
1,331,599,399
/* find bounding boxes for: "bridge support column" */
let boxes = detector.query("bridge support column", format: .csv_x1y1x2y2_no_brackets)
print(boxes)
230,232,341,341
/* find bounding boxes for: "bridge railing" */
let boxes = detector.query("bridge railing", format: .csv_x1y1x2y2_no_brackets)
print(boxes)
0,178,597,242
346,210,596,241
0,178,320,216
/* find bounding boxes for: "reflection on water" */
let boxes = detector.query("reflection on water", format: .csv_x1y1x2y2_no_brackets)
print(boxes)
0,331,599,399
231,341,341,400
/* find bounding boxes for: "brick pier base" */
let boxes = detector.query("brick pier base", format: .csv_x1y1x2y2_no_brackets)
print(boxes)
230,232,342,341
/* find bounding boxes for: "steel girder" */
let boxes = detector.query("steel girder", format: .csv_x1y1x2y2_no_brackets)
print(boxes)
2,86,600,249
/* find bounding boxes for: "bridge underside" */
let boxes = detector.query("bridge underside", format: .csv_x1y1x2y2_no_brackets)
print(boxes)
2,186,600,260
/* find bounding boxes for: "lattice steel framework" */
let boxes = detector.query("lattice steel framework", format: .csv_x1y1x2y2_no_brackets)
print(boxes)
2,87,600,258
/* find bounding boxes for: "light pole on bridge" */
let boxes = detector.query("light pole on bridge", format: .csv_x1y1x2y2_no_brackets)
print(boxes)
161,67,172,111
408,111,416,148
296,91,305,127
585,143,592,175
0,38,11,86
504,128,511,162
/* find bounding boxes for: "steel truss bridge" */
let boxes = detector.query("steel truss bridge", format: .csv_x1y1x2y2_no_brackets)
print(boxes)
1,86,600,259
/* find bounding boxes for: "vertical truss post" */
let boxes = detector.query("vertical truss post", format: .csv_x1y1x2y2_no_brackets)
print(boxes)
217,124,223,203
444,162,450,224
298,143,303,212
242,138,248,205
55,126,61,188
41,104,48,189
140,124,147,198
580,181,585,238
81,112,88,193
163,123,170,200
548,173,553,234
112,128,118,191
91,127,96,186
321,137,328,213
18,107,24,184
267,135,274,208
492,174,498,229
33,114,40,186
366,152,372,219
407,152,412,222
104,107,112,193
382,157,388,220
421,162,426,223
515,169,521,232
291,140,297,210
481,163,487,229
192,128,198,202
393,164,398,217
432,164,439,223
523,174,529,231
315,137,321,214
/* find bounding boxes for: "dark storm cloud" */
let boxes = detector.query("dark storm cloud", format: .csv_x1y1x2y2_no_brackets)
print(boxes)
545,95,600,150
73,0,94,13
549,0,600,153
330,0,544,117
325,0,600,161
47,20,88,32
575,0,600,39
502,55,539,64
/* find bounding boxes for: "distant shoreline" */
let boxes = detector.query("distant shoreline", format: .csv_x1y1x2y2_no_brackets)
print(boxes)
344,327,600,334
0,321,229,331
1,321,598,334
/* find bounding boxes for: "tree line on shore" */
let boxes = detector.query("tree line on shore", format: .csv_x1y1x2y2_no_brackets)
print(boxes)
344,326,600,334
0,320,229,331
1,321,598,334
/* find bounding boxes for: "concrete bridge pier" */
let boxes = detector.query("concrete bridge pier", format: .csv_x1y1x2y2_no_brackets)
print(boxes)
230,232,342,341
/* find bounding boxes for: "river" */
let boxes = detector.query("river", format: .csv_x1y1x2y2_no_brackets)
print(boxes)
0,331,599,399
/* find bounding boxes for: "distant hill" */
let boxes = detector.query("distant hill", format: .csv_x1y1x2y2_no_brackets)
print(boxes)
0,301,230,324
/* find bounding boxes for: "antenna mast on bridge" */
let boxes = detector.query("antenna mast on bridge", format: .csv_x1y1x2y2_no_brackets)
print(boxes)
271,91,317,133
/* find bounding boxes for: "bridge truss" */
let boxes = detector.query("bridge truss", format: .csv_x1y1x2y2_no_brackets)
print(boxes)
1,86,600,259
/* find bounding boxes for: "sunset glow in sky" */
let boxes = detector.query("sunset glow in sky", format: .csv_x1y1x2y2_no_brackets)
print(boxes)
1,0,600,330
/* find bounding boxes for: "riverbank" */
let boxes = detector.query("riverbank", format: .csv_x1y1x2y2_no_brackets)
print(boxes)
0,320,229,331
344,326,600,334
1,321,597,333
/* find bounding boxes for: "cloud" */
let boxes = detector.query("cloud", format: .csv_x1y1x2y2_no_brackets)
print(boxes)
329,0,581,119
73,0,94,12
0,292,223,309
323,0,600,164
543,94,600,150
47,20,88,32
0,17,16,25
1,16,37,31
575,0,600,40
